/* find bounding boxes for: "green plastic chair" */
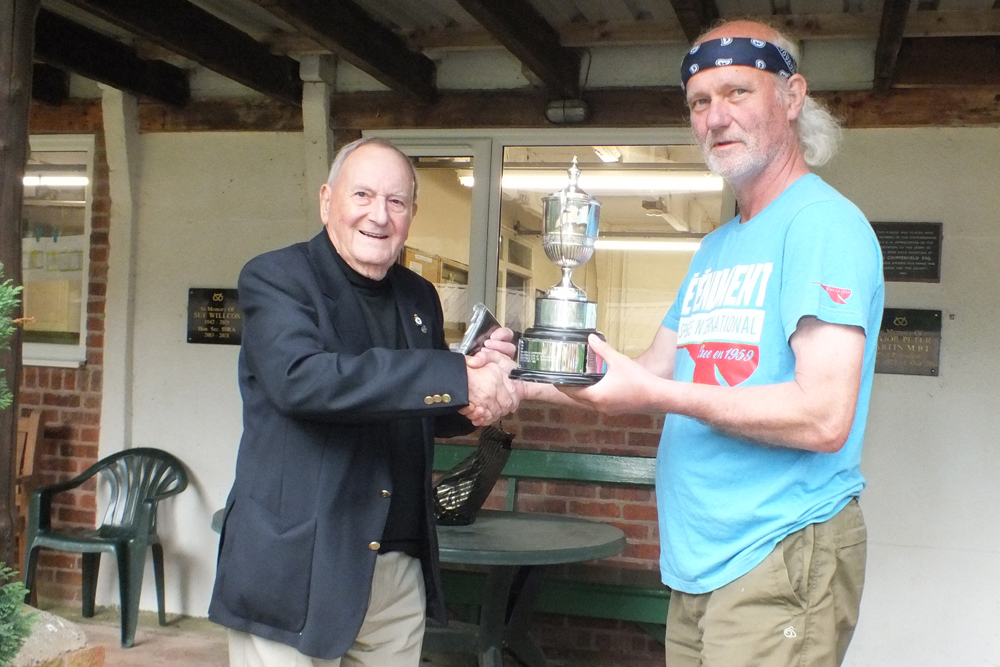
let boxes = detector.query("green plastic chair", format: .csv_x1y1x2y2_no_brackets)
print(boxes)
22,447,188,648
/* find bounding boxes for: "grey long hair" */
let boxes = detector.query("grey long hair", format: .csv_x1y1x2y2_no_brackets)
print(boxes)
769,30,843,167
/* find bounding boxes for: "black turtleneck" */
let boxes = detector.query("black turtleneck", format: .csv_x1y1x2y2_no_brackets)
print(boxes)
327,236,425,559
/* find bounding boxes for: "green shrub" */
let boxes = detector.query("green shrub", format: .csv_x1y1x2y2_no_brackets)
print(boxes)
0,261,32,665
0,563,34,665
0,261,22,411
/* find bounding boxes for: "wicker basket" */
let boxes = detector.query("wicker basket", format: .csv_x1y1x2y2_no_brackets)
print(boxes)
433,425,513,526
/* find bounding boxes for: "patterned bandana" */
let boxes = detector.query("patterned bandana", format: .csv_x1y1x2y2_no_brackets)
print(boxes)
680,37,797,90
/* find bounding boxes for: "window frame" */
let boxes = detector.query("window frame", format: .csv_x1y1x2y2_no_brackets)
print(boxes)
371,128,736,318
22,133,95,368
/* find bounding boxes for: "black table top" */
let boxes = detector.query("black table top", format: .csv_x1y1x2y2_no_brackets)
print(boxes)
436,510,626,566
212,507,628,568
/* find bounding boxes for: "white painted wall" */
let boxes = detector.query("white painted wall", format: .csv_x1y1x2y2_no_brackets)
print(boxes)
99,126,1000,666
818,128,1000,666
97,132,312,616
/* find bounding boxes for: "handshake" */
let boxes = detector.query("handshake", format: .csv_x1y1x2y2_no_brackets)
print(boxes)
458,327,523,427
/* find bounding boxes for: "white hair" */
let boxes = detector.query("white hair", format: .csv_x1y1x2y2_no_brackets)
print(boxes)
326,137,419,200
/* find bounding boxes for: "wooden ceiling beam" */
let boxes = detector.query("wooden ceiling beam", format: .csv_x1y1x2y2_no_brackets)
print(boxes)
328,87,1000,130
873,0,913,95
38,87,1000,133
820,88,1000,126
770,9,1000,40
453,0,581,98
61,0,302,107
894,36,1000,87
668,0,720,44
138,98,303,132
29,98,103,132
264,10,1000,54
31,63,69,105
30,96,304,133
34,9,190,106
247,0,436,104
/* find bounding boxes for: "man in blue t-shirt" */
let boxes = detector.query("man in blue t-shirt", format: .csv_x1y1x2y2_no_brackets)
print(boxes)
520,19,883,667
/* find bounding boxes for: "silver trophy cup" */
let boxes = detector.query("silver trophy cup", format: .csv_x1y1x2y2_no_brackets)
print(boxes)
511,158,607,385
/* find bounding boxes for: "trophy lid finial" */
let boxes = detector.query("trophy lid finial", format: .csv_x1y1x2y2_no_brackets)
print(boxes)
544,156,596,202
567,156,581,192
557,156,593,198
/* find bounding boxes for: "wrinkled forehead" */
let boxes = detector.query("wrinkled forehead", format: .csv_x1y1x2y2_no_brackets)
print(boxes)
339,144,416,194
683,62,771,96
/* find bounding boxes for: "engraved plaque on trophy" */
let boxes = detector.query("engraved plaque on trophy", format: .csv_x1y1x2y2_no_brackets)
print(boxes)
510,158,607,385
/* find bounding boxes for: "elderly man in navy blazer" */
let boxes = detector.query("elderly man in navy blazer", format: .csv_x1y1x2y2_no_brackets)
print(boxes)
209,137,518,666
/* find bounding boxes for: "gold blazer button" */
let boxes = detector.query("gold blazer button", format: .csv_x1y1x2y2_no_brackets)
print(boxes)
442,394,451,403
424,396,434,405
433,394,442,403
368,541,381,551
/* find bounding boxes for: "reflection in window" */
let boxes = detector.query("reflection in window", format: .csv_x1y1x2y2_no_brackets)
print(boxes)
21,142,92,356
399,156,474,349
497,145,727,357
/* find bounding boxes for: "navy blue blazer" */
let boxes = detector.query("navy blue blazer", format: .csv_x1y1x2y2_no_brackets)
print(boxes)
209,232,474,658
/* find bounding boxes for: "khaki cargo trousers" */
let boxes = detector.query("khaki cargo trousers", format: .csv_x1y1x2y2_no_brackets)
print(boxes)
666,499,867,667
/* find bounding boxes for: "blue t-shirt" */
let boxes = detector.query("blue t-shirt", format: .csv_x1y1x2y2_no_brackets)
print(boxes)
659,174,884,594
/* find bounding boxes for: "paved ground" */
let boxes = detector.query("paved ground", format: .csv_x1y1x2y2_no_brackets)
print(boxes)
45,606,229,667
43,606,511,667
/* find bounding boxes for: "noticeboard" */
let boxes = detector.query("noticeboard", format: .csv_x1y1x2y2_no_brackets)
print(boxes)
187,288,242,345
875,308,941,376
870,222,942,283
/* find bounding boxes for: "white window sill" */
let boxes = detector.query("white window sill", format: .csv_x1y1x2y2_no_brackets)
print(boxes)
23,357,85,369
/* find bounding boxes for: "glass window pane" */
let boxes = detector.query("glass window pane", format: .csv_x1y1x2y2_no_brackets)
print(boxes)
498,145,726,357
21,149,90,346
401,156,474,349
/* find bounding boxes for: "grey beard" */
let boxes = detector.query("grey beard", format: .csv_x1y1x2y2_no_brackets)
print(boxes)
703,144,770,185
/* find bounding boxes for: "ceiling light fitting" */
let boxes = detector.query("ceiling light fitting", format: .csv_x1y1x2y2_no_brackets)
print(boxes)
545,99,589,124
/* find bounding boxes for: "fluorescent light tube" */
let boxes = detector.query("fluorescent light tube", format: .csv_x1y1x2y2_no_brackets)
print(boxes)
23,176,89,187
502,171,722,194
594,239,701,252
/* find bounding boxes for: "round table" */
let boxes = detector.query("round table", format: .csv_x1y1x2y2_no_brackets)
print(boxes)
434,510,626,667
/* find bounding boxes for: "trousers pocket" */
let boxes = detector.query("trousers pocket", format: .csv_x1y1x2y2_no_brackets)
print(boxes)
780,524,814,610
218,497,317,633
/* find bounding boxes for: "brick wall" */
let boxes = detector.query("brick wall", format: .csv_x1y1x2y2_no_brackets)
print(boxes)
21,102,106,604
452,403,668,666
484,404,663,570
533,617,665,667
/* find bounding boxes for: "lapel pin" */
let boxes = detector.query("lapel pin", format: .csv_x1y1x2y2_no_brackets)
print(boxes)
414,314,423,326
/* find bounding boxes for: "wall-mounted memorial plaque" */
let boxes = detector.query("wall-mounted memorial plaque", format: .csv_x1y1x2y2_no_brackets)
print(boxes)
870,222,942,283
876,308,941,376
188,288,242,345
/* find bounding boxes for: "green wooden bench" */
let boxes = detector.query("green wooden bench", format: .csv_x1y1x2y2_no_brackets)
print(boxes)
433,443,670,641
